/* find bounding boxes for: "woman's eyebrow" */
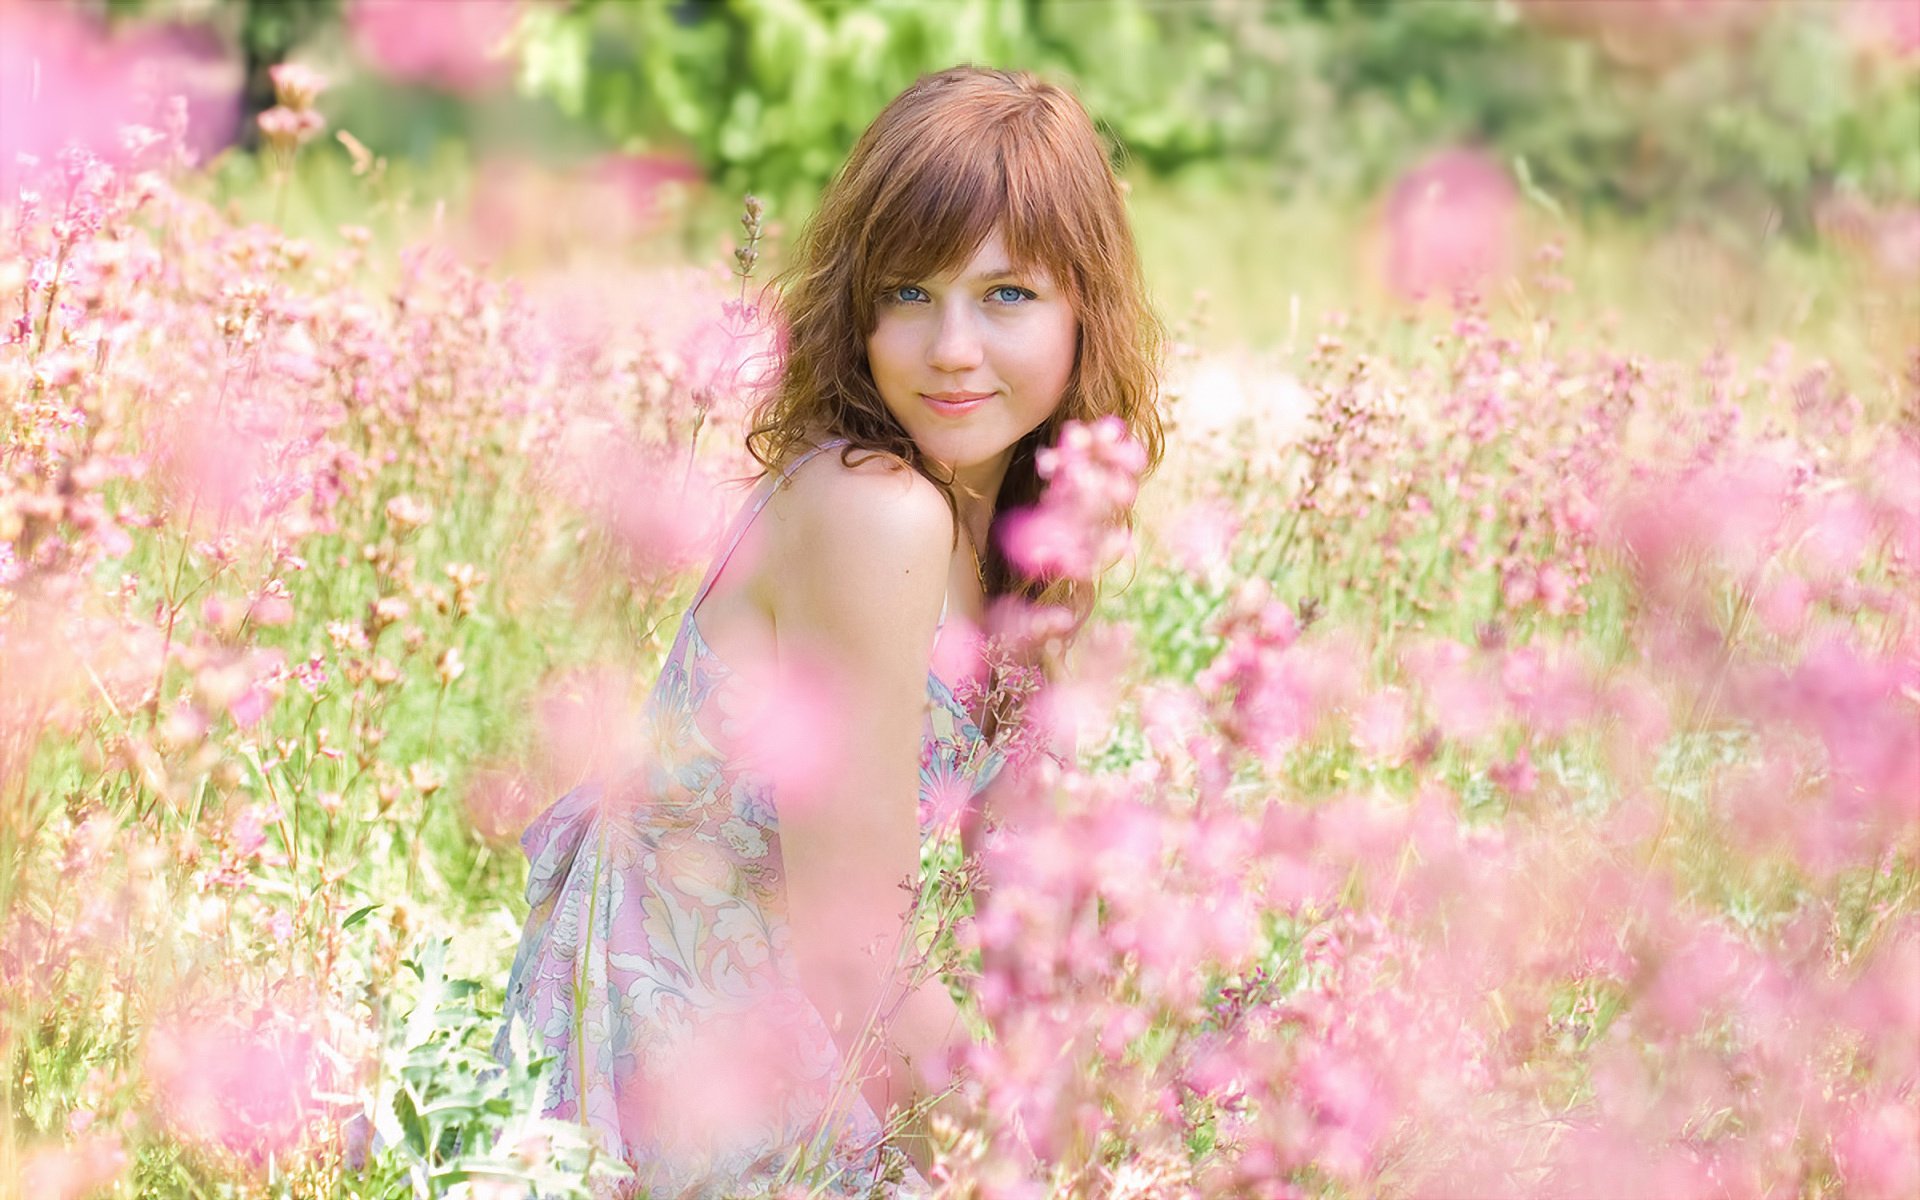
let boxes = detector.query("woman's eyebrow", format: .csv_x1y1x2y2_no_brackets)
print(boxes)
905,264,1048,287
962,266,1037,283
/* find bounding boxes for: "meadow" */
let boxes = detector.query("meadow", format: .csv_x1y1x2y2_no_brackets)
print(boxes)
3,62,1918,1200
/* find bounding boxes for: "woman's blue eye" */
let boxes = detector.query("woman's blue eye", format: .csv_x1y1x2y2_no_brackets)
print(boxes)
884,283,1034,305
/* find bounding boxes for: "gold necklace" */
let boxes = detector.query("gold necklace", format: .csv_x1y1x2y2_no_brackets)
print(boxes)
962,521,989,594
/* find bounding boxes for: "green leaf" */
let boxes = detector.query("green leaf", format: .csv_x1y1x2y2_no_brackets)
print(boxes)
393,1086,428,1158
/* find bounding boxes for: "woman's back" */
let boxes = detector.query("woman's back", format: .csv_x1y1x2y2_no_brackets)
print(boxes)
494,438,1002,1198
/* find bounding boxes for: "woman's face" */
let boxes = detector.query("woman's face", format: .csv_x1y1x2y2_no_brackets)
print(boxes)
865,226,1078,491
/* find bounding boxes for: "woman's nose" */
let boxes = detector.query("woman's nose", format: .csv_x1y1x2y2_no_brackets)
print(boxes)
926,303,984,373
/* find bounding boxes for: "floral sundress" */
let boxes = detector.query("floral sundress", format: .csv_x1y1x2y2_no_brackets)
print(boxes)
494,439,1004,1198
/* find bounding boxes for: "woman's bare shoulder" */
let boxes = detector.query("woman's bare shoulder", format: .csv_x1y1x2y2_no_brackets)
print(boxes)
772,443,952,547
764,445,952,638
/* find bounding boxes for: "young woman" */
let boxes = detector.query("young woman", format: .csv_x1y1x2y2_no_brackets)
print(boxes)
496,65,1164,1197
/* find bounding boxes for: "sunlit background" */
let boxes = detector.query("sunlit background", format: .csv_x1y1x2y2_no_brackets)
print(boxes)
2,1,1917,1197
10,0,1917,338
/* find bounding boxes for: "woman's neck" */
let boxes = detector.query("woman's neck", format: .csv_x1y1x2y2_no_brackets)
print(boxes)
928,450,998,570
949,447,1012,538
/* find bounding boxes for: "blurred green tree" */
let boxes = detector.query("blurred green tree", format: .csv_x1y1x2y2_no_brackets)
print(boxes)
90,0,1920,229
514,0,1919,230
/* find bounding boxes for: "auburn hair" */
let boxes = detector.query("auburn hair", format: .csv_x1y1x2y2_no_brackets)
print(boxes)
745,64,1164,644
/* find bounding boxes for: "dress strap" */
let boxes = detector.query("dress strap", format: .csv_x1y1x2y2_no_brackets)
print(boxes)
929,588,951,665
689,439,850,615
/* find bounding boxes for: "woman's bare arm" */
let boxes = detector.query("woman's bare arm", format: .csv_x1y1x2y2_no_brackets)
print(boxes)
766,454,971,1160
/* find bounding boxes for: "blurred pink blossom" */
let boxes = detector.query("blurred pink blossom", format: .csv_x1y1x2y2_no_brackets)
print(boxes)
928,608,991,698
222,684,266,730
266,62,326,111
1498,644,1595,737
572,435,728,581
531,666,649,798
1836,1099,1920,1200
704,647,852,818
592,152,705,225
1795,485,1876,581
1028,623,1133,765
0,4,239,182
677,307,777,409
467,153,703,257
0,607,87,787
156,396,284,534
17,1132,127,1200
1349,686,1413,763
1847,0,1920,60
1292,1043,1392,1182
1841,919,1920,1065
1780,634,1920,833
1381,148,1517,302
348,0,521,94
462,767,543,844
1402,638,1501,745
1487,744,1538,797
1198,591,1318,764
1162,496,1240,582
1139,683,1208,764
997,505,1091,582
1607,446,1800,589
144,1010,318,1164
1754,574,1811,638
1635,919,1754,1035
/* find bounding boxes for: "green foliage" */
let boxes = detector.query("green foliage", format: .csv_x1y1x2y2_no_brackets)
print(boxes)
515,0,1920,226
355,936,629,1199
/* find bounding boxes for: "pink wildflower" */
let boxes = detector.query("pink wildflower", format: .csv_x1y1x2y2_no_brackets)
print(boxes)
1000,416,1149,583
293,653,327,697
248,579,294,627
267,63,328,111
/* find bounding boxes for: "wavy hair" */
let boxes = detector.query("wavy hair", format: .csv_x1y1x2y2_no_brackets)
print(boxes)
746,64,1165,645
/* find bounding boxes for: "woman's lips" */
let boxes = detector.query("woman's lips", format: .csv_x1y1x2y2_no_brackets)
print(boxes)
922,392,991,416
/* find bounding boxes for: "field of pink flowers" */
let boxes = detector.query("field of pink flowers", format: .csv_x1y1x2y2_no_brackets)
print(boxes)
3,66,1918,1200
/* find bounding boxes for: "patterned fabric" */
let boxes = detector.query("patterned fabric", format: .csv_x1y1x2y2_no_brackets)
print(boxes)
494,440,1005,1199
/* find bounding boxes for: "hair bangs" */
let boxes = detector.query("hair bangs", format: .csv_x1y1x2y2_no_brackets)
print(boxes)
997,127,1102,303
856,143,1006,313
